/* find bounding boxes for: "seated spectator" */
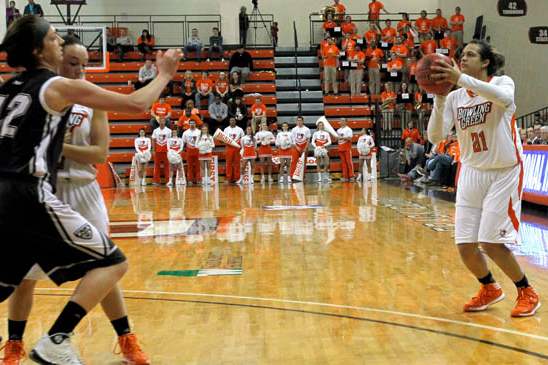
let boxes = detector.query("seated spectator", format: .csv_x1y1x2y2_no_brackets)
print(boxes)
137,30,155,60
449,6,465,47
431,9,448,46
208,27,224,61
228,97,248,129
532,125,546,144
380,20,397,48
401,120,422,145
150,97,172,129
215,72,230,101
229,46,253,83
402,137,425,173
228,71,244,101
271,22,279,47
542,126,548,144
420,32,437,56
23,0,43,17
526,127,535,144
116,32,134,61
208,94,229,129
181,70,196,108
341,15,357,35
134,60,157,89
397,13,412,35
6,1,21,27
177,100,203,133
195,72,215,110
415,10,432,42
439,31,458,58
520,128,528,145
423,133,459,186
364,22,380,46
250,96,267,133
185,28,203,61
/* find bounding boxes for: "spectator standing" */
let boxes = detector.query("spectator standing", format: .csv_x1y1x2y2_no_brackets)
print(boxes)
228,97,248,129
380,82,396,130
6,1,21,27
337,118,355,181
134,60,157,89
323,13,338,34
381,20,397,47
397,13,411,35
150,97,172,129
322,37,340,95
239,6,250,47
342,16,357,36
208,95,228,129
23,0,43,17
137,30,155,60
180,70,196,107
420,33,437,56
386,54,404,97
364,22,380,46
366,41,384,95
250,96,267,133
450,6,465,47
333,0,346,22
195,72,215,110
208,27,224,61
440,32,458,59
368,0,388,24
271,22,279,48
215,72,230,101
391,36,410,60
185,28,203,61
228,71,244,101
348,44,366,96
431,9,449,46
229,46,254,83
224,118,245,183
415,10,432,42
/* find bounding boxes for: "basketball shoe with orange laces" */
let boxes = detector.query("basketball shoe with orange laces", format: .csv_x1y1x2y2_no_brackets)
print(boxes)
511,286,541,317
116,333,150,365
463,283,505,312
0,340,25,365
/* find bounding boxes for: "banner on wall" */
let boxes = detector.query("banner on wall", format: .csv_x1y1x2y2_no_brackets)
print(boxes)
522,145,548,206
497,0,527,16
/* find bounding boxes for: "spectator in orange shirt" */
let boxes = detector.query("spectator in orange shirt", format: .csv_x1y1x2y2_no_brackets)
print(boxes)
420,33,437,56
341,15,357,35
250,95,267,133
348,44,366,96
150,97,172,129
407,55,418,92
323,13,338,33
440,31,458,58
431,9,449,46
137,29,155,60
195,72,215,110
341,32,357,53
401,29,415,49
215,71,230,101
364,22,380,46
386,52,404,91
381,19,397,46
415,10,432,42
180,70,196,108
380,82,396,130
390,36,409,60
368,0,388,24
177,100,203,133
397,13,412,35
366,40,384,95
401,120,422,144
449,6,465,47
322,37,340,95
333,0,346,21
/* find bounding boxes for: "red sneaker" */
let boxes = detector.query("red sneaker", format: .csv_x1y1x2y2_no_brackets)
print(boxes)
116,333,150,365
0,340,25,365
463,283,505,312
511,286,541,317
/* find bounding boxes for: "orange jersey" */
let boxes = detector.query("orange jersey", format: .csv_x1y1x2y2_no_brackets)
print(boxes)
323,21,337,31
390,44,409,58
401,128,422,143
322,44,340,68
420,40,437,55
364,29,379,44
387,58,404,72
368,1,384,19
440,36,458,58
365,47,384,68
381,27,397,43
342,22,357,35
381,90,396,109
196,78,213,94
450,14,465,31
215,79,229,94
251,103,267,117
341,38,356,52
347,50,366,69
397,20,411,33
431,16,448,31
151,102,171,118
415,17,432,34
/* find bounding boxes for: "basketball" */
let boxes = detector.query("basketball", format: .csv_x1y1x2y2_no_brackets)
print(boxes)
416,53,454,95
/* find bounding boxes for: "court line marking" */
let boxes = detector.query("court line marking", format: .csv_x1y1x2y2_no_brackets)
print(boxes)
35,287,548,342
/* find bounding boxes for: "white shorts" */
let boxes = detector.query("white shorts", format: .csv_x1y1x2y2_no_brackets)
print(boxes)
455,163,523,245
26,179,110,280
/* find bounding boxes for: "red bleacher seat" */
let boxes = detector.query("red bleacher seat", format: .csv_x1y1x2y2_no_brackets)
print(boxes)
324,107,372,117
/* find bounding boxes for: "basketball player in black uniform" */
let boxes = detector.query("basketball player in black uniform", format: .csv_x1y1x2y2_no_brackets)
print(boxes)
0,16,181,364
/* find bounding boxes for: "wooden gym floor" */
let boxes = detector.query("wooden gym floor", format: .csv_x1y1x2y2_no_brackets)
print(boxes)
2,181,548,364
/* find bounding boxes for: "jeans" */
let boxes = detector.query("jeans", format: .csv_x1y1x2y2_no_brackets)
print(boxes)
195,93,215,110
208,45,224,59
368,67,381,95
230,66,251,83
185,44,202,60
427,154,452,182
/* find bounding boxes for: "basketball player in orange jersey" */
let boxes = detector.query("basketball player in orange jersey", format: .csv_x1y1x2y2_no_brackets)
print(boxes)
0,17,179,363
428,39,540,317
1,35,150,365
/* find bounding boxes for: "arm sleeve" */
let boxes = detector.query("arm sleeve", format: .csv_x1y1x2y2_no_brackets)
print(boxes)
427,94,455,145
457,74,514,108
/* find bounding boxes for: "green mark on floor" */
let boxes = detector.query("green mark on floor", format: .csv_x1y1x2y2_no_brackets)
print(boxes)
158,269,242,277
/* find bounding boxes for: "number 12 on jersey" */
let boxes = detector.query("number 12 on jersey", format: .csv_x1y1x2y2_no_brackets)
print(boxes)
0,94,32,139
471,130,488,153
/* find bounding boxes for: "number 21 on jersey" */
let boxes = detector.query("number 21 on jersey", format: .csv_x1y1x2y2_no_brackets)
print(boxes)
471,130,488,153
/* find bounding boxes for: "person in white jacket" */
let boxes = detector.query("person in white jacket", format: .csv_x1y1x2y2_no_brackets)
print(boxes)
275,122,294,184
311,121,332,182
134,128,152,186
356,129,375,181
427,39,539,317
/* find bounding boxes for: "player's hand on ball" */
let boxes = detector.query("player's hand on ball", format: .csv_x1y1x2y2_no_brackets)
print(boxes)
430,58,461,86
156,49,183,78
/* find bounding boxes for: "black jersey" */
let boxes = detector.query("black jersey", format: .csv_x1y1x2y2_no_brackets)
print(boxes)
0,69,71,191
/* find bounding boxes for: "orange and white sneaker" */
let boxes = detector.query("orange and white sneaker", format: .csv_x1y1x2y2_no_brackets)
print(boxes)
463,283,505,312
511,286,541,317
0,340,25,365
117,333,150,365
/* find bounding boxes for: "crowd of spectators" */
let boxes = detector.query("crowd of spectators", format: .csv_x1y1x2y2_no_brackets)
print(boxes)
6,0,44,27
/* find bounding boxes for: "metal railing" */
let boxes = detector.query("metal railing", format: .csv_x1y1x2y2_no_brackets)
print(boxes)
247,13,275,47
309,11,436,46
517,106,548,130
375,109,432,149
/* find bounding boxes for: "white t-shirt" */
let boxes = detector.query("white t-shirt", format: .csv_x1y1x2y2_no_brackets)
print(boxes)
428,74,521,170
291,125,311,145
57,104,96,181
240,135,257,148
337,126,353,144
197,135,215,154
224,125,245,143
167,137,184,153
182,128,201,148
357,134,375,153
152,127,172,150
311,130,332,148
255,130,275,146
276,131,293,149
134,137,151,153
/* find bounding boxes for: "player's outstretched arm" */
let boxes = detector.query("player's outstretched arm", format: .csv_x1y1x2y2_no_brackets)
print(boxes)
45,49,182,114
62,110,109,164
